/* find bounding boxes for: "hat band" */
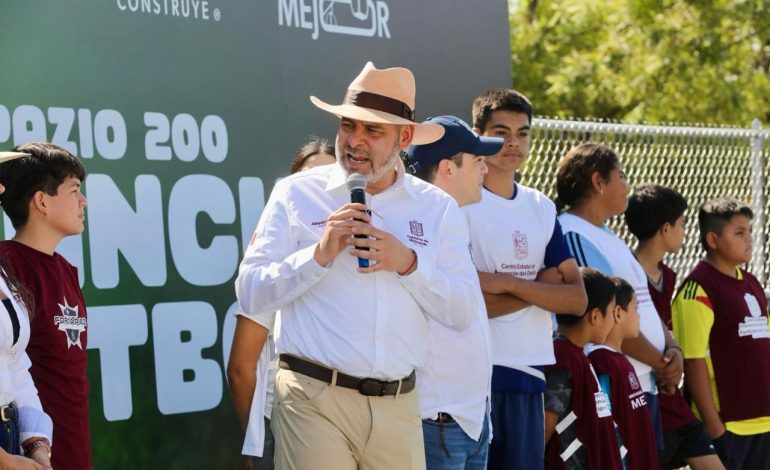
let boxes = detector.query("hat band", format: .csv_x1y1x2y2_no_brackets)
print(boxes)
343,90,415,122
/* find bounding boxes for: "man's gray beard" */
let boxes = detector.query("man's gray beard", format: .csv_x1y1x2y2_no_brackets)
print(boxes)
336,141,401,186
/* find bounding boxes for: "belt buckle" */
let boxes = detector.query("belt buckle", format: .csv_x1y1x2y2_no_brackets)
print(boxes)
358,378,387,396
1,406,12,422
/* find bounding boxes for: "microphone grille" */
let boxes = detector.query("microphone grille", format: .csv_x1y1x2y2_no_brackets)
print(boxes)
346,173,367,192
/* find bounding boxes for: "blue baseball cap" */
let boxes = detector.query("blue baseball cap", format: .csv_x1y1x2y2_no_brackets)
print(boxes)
405,115,503,173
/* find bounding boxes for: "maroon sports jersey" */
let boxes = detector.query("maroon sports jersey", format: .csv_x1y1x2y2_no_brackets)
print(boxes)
0,241,92,470
589,346,659,470
545,337,622,470
683,261,770,422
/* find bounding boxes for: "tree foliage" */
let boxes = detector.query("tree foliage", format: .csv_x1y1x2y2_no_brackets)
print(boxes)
509,0,770,125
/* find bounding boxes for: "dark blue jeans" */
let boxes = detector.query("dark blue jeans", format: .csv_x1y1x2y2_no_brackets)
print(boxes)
422,413,490,470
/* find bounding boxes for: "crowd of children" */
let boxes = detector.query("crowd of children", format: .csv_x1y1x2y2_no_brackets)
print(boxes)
543,141,769,469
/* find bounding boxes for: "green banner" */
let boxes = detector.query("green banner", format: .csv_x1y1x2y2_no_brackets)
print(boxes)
0,1,511,466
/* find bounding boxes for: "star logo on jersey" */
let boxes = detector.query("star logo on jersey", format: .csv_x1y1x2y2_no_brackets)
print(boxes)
628,371,640,390
53,297,87,349
512,231,528,259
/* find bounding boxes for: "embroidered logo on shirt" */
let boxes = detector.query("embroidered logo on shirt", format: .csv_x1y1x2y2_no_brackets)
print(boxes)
53,297,87,349
406,220,428,247
409,220,423,236
738,293,770,339
512,231,528,259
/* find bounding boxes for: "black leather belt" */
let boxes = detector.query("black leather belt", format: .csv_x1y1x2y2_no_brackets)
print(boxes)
279,354,416,397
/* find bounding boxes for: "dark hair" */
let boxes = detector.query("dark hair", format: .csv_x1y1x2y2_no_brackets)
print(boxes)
0,142,86,229
471,88,533,133
698,197,754,252
554,142,620,212
611,276,635,311
556,268,616,327
0,264,34,320
289,137,335,175
625,184,688,241
408,152,464,183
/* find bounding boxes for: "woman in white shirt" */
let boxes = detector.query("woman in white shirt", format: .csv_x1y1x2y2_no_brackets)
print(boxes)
0,151,53,470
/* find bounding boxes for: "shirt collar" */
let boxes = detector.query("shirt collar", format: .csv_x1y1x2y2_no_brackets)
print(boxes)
325,157,420,200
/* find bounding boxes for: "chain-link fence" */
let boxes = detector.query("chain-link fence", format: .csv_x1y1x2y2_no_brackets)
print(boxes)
521,118,769,288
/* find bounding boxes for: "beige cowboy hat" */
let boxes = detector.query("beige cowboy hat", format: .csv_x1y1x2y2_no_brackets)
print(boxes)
310,62,445,145
0,152,29,164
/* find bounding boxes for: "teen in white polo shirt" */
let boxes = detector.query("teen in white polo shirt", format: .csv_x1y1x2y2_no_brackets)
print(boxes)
405,116,500,470
466,89,587,470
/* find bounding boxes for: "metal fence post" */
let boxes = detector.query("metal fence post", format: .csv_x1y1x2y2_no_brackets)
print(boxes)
750,119,766,286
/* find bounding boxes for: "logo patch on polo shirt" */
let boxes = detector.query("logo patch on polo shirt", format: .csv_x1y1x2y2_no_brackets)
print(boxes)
53,297,87,349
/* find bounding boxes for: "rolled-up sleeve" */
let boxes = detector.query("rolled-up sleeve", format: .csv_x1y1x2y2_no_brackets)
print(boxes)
10,351,52,443
235,180,329,317
400,202,478,331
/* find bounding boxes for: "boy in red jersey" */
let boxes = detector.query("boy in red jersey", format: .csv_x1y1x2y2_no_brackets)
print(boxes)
0,143,91,470
673,197,770,470
627,184,722,470
544,268,622,470
587,277,658,470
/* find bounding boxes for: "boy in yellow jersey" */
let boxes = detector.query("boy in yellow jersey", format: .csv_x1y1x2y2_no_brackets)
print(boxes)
672,197,770,470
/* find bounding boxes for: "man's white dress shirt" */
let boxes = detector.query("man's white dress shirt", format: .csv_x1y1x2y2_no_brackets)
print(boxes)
236,161,478,381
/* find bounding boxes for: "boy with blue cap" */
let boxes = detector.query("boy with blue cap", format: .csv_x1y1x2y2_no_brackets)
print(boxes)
405,115,500,469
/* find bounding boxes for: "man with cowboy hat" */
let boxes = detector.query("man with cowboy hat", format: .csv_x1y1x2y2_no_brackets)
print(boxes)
235,62,479,469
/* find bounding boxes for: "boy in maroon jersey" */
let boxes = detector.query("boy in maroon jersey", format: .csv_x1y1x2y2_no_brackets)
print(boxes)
0,143,91,470
672,198,770,470
627,185,723,470
587,277,658,470
544,268,622,470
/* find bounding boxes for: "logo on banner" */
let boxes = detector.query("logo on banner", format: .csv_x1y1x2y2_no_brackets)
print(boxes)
512,231,528,259
279,0,391,40
116,0,223,22
53,298,88,349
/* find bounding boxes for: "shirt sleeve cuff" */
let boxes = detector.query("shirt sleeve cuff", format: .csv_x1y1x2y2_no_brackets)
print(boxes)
18,406,53,444
397,251,433,290
236,309,276,331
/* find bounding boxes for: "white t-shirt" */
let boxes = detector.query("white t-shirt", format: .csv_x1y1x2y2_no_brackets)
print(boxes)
464,185,561,371
559,212,666,393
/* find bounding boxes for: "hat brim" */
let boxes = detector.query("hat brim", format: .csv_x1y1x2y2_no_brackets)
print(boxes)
469,136,505,157
310,96,445,145
0,152,29,164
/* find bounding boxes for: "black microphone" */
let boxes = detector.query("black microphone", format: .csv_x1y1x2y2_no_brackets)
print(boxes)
346,173,369,268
